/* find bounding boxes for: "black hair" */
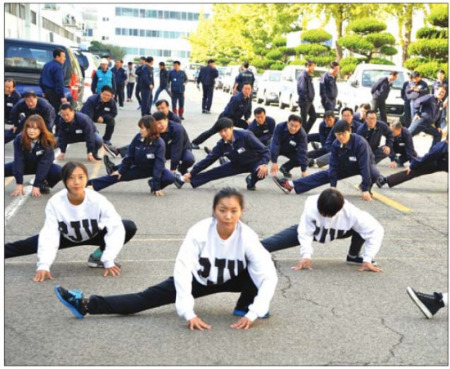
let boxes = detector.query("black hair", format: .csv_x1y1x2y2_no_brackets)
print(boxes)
159,62,165,67
146,56,154,63
101,85,114,94
214,117,234,132
333,120,351,133
242,82,252,88
390,71,398,76
208,59,215,64
360,103,371,110
212,187,244,213
254,107,266,115
330,61,339,68
53,48,65,58
324,110,335,119
341,106,354,115
61,162,89,189
412,71,421,78
288,114,302,123
5,78,16,87
128,61,133,65
305,59,316,67
152,111,167,121
23,90,37,98
366,109,378,117
155,99,169,108
435,83,447,91
438,69,446,74
140,56,146,61
60,102,74,111
173,61,181,65
317,188,344,217
390,119,402,130
243,61,249,69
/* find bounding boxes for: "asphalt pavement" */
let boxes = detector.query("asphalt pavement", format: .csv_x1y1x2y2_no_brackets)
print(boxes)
4,84,448,366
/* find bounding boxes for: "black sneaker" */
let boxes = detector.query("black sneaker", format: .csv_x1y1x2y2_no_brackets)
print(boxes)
54,286,87,319
233,308,270,319
272,176,293,194
376,175,387,188
307,158,315,168
279,165,292,178
311,142,320,151
92,153,102,161
39,180,51,194
346,254,378,266
103,155,115,175
180,116,185,120
204,146,211,154
406,287,445,319
173,173,185,189
246,175,256,191
191,143,200,150
103,143,119,158
202,110,206,114
87,248,121,268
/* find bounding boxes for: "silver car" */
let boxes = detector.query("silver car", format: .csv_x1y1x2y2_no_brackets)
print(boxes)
256,70,282,105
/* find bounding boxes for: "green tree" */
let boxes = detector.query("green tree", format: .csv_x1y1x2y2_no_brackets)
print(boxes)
88,41,125,60
293,29,335,67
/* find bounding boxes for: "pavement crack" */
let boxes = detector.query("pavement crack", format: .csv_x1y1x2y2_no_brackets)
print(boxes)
379,318,405,364
272,257,292,299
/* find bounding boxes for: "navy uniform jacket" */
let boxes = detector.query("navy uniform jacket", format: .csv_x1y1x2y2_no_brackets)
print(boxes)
111,66,127,85
221,92,252,122
159,69,169,88
190,129,270,176
56,112,98,154
198,65,218,86
81,94,118,121
356,120,394,152
317,120,334,147
140,64,154,90
119,134,166,190
414,94,444,126
389,127,417,162
247,116,276,144
168,110,182,124
235,69,255,90
325,120,361,152
371,76,391,101
406,80,429,101
401,81,410,102
9,97,56,132
12,134,55,187
410,140,448,172
39,59,65,98
135,65,143,83
168,70,187,93
329,133,375,191
297,69,315,103
5,90,22,123
353,112,364,124
270,122,308,172
160,121,192,170
320,71,338,102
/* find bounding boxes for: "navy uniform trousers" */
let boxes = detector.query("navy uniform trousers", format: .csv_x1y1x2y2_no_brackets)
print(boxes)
140,87,153,116
5,162,62,188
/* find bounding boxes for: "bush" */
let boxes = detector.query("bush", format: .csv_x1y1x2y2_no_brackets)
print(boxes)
313,55,337,67
380,45,398,56
254,47,270,56
370,58,395,66
404,57,428,71
270,62,285,70
340,64,359,76
416,27,448,39
339,56,367,67
428,5,449,28
289,59,306,66
295,43,329,56
272,37,287,48
347,18,387,34
415,61,443,79
285,47,297,56
366,32,396,48
337,35,374,53
301,29,332,43
266,49,284,60
252,59,274,69
408,39,448,60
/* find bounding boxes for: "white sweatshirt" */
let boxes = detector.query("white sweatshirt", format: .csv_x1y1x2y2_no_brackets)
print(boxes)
37,188,125,271
174,217,278,322
298,195,384,263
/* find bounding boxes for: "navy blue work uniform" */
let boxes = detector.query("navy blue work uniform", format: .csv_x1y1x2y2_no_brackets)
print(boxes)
409,93,444,149
154,68,170,102
191,92,252,146
247,116,276,146
235,69,255,91
356,120,394,163
432,79,448,129
55,112,103,157
406,79,429,120
167,110,182,124
401,80,411,127
188,129,270,189
371,76,392,123
291,134,380,194
197,65,219,112
7,98,56,144
5,89,21,124
307,120,334,159
5,134,62,189
135,64,144,105
88,134,175,192
39,59,66,113
140,64,154,116
81,94,118,144
91,68,116,95
168,69,187,116
319,71,338,112
386,140,447,188
389,127,417,166
270,122,308,174
160,121,195,174
111,66,127,107
297,69,316,133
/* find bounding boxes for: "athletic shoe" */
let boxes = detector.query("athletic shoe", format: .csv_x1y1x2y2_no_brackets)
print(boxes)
273,176,293,194
202,110,206,114
87,248,121,268
219,157,229,165
246,175,256,191
279,165,292,178
191,143,200,150
173,173,185,189
39,180,51,194
233,308,270,319
92,153,102,161
205,111,211,114
311,142,320,151
103,155,115,175
180,116,185,120
54,285,87,319
376,175,387,188
204,146,211,154
406,287,445,319
307,158,315,168
119,106,124,110
136,105,141,110
346,254,378,266
103,143,118,158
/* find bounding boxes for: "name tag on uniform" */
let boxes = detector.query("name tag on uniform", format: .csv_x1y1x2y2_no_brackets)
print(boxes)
167,140,172,145
399,143,405,146
6,102,13,107
104,107,110,112
289,140,297,146
349,156,357,162
237,147,246,154
173,78,177,81
263,130,269,133
75,129,83,134
36,150,44,156
146,153,155,159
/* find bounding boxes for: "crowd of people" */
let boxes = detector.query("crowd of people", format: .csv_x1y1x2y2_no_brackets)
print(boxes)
4,52,449,327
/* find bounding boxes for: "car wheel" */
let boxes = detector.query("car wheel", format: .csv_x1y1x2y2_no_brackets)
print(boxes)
289,96,297,112
256,91,263,104
263,91,269,106
278,95,285,109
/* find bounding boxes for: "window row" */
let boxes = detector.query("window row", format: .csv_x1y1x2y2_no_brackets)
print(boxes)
124,47,190,59
115,7,209,21
115,28,189,39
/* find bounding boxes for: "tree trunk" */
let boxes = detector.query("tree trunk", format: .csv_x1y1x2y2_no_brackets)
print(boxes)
402,5,413,66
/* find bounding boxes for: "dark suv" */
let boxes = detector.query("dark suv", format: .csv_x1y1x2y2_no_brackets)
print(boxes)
5,38,84,109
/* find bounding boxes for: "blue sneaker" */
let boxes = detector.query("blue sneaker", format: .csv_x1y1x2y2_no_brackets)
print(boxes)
55,286,87,319
233,308,271,319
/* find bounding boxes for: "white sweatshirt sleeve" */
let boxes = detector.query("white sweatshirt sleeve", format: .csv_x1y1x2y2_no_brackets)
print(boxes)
173,227,199,321
245,231,278,322
98,196,126,268
37,201,62,272
298,198,317,259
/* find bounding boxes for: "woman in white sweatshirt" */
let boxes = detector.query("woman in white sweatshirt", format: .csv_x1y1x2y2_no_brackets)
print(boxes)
5,162,137,281
55,187,278,331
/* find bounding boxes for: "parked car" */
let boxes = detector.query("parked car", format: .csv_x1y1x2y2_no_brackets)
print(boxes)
78,51,99,102
185,63,203,81
215,66,226,90
256,70,282,105
5,38,85,109
222,65,257,94
339,64,410,116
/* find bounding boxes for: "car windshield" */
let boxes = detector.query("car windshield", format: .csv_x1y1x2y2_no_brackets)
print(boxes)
269,72,281,81
294,69,323,80
361,70,405,89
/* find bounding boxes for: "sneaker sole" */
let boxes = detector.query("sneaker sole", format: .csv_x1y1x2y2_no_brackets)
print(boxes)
233,309,270,319
54,286,85,319
272,176,291,194
103,144,117,158
346,260,378,266
406,287,433,319
87,261,104,268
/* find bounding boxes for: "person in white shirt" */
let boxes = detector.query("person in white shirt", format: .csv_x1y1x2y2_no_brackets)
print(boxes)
5,162,137,280
261,188,383,272
54,187,278,331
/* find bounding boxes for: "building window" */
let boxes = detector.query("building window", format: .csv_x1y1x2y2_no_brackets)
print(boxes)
31,10,37,24
115,7,121,16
